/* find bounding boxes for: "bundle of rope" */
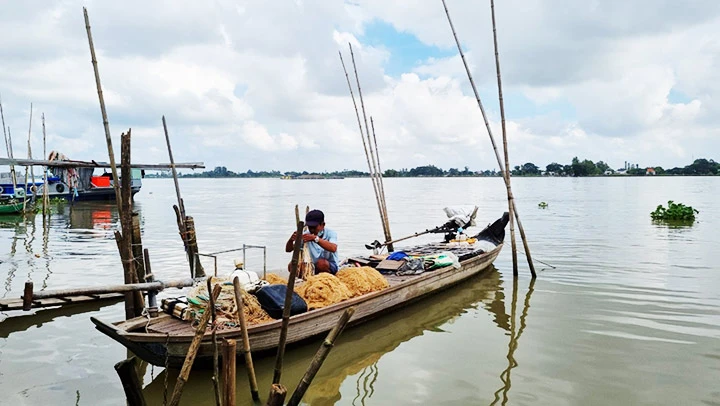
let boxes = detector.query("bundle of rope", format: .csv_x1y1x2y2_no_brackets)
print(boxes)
299,243,315,280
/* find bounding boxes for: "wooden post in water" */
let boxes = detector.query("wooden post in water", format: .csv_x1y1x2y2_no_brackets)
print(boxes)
287,307,355,406
27,103,37,201
489,0,519,276
131,213,146,283
207,278,222,406
221,339,237,406
233,277,260,401
22,281,33,311
267,384,287,406
440,0,536,277
114,357,147,406
41,113,49,217
272,207,304,384
121,131,144,315
184,215,205,277
169,282,221,406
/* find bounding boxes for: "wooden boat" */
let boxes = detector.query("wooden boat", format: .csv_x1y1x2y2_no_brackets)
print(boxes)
0,196,25,215
91,213,509,368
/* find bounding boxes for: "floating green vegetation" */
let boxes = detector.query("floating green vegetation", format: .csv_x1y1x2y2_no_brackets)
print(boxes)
538,202,548,209
651,200,698,223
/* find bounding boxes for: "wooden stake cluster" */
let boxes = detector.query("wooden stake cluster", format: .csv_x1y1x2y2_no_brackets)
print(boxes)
339,47,394,252
27,103,37,201
441,0,536,277
0,93,18,192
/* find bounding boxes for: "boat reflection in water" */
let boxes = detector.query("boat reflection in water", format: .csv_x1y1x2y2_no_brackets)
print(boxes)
138,267,535,405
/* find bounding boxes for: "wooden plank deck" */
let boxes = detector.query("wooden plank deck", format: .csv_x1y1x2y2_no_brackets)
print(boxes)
0,292,124,311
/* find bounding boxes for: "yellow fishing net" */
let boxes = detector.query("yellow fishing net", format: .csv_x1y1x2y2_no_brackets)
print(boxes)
295,273,351,310
336,266,389,298
263,273,288,285
186,277,274,328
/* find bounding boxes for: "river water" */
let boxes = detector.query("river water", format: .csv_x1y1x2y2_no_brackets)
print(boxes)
0,177,718,405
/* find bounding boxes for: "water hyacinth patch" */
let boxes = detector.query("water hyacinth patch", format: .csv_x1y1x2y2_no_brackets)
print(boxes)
650,200,699,222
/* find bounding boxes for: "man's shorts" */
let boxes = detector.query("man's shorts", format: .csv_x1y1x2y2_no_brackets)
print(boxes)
328,261,338,275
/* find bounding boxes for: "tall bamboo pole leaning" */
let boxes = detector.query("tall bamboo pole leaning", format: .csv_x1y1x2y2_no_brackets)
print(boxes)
440,0,535,277
83,7,122,205
338,50,393,251
272,205,304,385
287,307,356,406
233,277,260,401
41,114,49,217
163,116,204,278
27,103,37,200
370,116,390,231
169,282,222,406
490,0,518,276
348,44,394,251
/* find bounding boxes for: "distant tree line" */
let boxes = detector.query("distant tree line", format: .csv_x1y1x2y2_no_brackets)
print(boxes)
144,158,718,179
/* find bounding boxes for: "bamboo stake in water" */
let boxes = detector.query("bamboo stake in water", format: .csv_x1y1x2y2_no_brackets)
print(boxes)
440,0,536,277
233,277,260,401
489,0,519,276
287,307,356,406
348,44,394,251
27,103,36,200
221,339,236,406
41,114,49,217
83,7,122,205
338,50,392,251
207,278,222,406
272,206,304,384
169,282,222,406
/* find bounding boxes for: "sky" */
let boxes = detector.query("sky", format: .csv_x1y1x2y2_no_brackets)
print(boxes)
1,0,719,173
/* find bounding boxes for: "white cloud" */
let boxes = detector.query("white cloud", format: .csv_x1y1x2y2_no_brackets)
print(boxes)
0,0,718,173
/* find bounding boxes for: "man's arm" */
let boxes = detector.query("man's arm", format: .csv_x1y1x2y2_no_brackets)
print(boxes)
316,238,337,253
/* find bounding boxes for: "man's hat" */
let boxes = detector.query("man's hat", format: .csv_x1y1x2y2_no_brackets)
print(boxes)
305,209,324,227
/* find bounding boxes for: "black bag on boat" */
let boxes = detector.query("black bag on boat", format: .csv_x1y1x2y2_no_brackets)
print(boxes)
254,285,308,319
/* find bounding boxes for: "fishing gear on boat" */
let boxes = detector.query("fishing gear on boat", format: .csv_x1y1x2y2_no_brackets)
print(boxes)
366,206,479,251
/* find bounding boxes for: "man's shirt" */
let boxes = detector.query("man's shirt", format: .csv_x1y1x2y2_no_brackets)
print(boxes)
304,228,339,266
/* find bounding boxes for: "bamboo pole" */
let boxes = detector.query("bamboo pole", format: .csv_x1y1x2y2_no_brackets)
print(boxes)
83,7,122,205
338,50,392,250
162,116,186,218
221,339,236,406
185,216,205,277
41,113,49,217
207,278,222,406
287,307,356,406
131,212,146,283
27,103,37,200
169,282,222,406
30,278,194,299
1,95,18,189
143,248,158,316
115,357,147,406
440,0,536,277
272,207,304,384
489,0,518,276
7,128,18,187
233,276,260,401
348,44,394,251
369,116,391,246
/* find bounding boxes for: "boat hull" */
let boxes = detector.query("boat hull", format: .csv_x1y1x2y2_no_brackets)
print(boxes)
92,244,503,368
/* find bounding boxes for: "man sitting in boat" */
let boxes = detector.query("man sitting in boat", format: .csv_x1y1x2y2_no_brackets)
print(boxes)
285,209,339,274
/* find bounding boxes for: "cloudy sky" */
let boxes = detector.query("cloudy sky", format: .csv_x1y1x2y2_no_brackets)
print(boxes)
1,0,718,173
